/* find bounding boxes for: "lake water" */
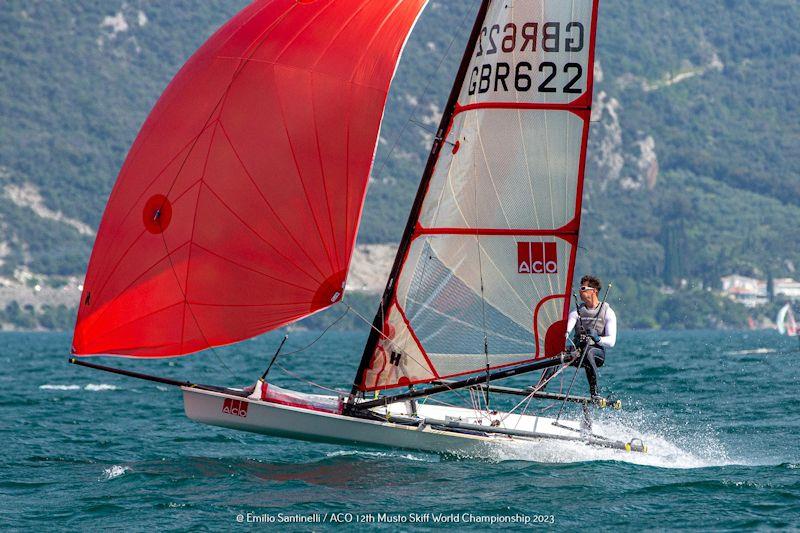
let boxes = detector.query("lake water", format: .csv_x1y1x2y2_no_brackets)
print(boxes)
1,329,798,530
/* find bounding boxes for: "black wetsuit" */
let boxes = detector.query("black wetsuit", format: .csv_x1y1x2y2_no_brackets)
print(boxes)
539,302,613,397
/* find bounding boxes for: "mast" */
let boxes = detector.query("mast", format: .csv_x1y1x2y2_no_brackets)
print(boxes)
351,0,492,397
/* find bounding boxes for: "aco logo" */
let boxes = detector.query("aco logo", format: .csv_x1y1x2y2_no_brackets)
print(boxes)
517,242,558,274
221,398,249,418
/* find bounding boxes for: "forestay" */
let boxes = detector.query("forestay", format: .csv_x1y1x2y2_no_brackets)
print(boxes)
72,0,427,357
358,0,600,391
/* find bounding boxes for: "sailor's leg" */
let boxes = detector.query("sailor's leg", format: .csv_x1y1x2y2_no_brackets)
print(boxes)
582,346,605,397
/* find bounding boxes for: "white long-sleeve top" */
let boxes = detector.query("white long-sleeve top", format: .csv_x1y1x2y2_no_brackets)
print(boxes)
565,304,617,348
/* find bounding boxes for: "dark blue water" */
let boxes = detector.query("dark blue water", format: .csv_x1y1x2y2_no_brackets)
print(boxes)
1,330,798,530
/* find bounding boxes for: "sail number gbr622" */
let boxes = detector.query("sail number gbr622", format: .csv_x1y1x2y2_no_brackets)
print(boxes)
468,22,586,96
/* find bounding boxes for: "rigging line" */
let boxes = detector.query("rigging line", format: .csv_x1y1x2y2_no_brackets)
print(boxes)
418,394,461,409
503,362,570,426
409,119,455,142
508,390,537,428
207,345,239,381
555,346,588,423
279,305,351,357
371,4,474,181
274,363,349,395
260,306,352,394
536,402,559,415
472,124,491,408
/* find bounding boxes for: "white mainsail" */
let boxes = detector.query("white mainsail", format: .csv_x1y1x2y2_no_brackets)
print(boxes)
357,0,600,391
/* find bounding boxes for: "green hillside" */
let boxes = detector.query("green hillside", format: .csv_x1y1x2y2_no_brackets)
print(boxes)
0,0,797,330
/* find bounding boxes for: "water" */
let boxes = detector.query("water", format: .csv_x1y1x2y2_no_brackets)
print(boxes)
1,330,798,530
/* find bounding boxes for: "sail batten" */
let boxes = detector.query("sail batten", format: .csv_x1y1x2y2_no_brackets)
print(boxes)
356,0,599,392
73,0,428,357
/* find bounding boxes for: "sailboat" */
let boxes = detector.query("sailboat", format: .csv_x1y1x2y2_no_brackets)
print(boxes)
777,303,798,336
70,0,647,455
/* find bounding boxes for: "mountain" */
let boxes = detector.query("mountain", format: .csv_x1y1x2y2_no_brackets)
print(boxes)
0,0,797,331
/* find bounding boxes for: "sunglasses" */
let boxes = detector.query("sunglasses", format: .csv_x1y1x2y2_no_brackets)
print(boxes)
579,286,597,292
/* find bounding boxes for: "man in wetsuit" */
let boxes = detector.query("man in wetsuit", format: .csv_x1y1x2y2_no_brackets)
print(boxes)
539,275,617,399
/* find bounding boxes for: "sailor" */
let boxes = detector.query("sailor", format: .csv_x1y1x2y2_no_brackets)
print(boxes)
539,275,617,399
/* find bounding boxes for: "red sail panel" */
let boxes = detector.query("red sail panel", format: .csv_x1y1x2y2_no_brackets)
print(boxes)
359,0,599,391
73,0,427,357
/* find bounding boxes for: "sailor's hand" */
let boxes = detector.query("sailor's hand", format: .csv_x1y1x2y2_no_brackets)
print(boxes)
589,332,601,344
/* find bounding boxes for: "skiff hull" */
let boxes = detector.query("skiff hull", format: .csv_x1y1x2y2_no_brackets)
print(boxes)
182,387,645,456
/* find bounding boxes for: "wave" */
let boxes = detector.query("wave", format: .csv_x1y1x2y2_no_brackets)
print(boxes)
100,465,130,481
725,348,777,355
324,449,438,463
39,383,118,391
84,384,118,391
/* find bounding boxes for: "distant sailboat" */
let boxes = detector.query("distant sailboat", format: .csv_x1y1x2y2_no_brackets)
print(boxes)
777,303,798,336
70,0,646,455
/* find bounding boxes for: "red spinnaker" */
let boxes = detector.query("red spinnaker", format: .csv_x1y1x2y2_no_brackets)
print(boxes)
73,0,427,357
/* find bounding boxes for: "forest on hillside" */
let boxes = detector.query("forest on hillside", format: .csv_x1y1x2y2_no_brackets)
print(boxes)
0,0,797,330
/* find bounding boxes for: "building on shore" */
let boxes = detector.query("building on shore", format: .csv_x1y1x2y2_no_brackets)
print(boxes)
720,275,768,307
774,278,800,301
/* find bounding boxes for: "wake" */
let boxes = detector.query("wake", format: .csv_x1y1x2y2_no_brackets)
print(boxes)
483,412,734,469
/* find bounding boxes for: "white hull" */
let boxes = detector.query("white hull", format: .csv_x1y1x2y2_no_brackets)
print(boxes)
182,387,645,456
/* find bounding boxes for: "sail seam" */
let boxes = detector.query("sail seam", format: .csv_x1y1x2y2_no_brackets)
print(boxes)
216,122,327,282
200,180,324,286
190,241,317,293
271,71,339,277
91,127,215,293
180,121,221,352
